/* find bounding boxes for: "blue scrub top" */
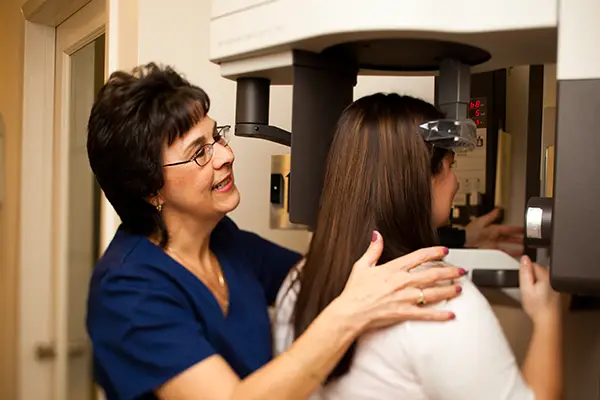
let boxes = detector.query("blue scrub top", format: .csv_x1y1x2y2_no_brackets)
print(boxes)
86,216,302,400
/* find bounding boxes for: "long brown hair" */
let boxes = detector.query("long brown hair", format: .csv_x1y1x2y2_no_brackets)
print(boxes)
292,93,449,381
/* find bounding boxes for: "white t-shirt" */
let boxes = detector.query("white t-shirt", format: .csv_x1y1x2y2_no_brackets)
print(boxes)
274,263,535,400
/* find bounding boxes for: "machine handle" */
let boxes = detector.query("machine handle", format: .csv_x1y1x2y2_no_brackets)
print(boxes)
471,269,520,288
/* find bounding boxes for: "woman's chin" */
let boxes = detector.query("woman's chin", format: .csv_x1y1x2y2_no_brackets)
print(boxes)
217,185,241,213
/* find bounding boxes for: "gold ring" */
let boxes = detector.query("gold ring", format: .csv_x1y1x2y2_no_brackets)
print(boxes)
416,288,426,306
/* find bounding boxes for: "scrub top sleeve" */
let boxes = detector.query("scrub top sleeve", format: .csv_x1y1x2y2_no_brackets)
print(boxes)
237,230,303,306
88,267,217,400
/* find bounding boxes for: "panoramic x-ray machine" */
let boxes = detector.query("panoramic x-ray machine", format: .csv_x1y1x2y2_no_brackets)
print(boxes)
209,0,600,298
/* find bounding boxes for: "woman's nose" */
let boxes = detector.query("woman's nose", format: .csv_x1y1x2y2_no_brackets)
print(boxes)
212,142,234,168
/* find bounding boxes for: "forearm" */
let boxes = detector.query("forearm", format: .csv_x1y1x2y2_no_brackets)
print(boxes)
521,313,563,400
231,298,361,400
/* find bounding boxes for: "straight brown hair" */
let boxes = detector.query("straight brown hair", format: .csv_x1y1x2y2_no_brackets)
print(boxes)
292,93,449,382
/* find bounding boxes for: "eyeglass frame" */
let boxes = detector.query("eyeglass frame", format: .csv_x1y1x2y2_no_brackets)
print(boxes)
162,125,232,168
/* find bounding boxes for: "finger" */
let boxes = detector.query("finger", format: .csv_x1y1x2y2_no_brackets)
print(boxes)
388,246,449,271
478,207,502,226
403,266,467,288
519,255,534,290
532,262,550,283
499,234,525,245
354,231,384,269
396,284,463,305
498,225,525,236
498,244,524,258
397,306,456,322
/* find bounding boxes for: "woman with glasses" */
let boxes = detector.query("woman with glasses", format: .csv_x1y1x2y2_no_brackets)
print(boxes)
86,63,467,400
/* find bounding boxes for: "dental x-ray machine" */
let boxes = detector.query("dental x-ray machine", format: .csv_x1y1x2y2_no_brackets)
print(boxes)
209,0,600,297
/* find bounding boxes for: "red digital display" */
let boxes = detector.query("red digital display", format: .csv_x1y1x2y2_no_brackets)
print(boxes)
469,97,486,128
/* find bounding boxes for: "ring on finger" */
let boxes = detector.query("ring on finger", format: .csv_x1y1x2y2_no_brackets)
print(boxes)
416,288,427,306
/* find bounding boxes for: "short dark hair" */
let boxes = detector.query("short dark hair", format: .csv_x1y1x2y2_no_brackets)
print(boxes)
87,63,210,246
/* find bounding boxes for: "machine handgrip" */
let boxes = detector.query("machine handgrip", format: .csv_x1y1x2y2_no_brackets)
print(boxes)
471,269,520,288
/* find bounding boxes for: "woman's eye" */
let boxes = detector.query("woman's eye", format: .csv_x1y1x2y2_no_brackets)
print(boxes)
214,134,223,143
194,147,206,159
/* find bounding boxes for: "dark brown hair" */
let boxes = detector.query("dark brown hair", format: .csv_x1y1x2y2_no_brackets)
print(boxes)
87,63,210,247
292,93,449,381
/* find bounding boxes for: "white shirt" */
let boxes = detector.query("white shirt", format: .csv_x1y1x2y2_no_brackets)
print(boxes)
274,263,535,400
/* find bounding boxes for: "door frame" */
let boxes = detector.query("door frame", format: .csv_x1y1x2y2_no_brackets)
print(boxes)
18,0,121,399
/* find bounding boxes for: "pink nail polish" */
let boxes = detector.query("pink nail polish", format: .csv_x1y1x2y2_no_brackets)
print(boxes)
448,312,456,320
443,247,449,255
372,231,378,242
459,268,467,276
456,285,462,293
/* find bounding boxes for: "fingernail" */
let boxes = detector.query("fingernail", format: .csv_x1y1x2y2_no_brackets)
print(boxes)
456,285,462,293
443,247,449,255
372,231,378,242
459,268,468,276
448,312,456,320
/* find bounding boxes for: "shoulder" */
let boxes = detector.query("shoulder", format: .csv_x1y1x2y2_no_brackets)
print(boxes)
393,275,500,344
374,273,523,394
88,234,194,334
91,228,183,296
363,264,505,367
216,216,302,265
408,262,492,316
87,260,192,330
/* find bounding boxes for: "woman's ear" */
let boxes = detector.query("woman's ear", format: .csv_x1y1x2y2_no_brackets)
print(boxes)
146,193,163,211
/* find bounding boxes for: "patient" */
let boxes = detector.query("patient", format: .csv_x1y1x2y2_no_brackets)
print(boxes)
274,93,563,400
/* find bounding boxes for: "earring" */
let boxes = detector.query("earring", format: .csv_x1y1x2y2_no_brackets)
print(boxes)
155,201,163,213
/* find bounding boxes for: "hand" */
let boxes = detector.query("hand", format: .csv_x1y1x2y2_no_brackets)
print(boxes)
335,231,467,333
519,255,562,325
465,207,524,257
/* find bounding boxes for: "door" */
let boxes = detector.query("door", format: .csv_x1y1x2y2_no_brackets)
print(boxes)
52,1,106,399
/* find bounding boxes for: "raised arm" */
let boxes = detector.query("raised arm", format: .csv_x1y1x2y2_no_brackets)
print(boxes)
156,232,466,400
520,256,563,400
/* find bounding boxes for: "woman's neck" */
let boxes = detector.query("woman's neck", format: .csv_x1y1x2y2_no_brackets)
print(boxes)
159,211,220,265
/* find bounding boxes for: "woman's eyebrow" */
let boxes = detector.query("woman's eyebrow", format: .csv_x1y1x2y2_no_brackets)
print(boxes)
183,122,217,156
184,136,207,156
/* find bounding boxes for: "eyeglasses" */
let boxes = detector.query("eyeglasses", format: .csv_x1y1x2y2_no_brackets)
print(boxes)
163,125,232,168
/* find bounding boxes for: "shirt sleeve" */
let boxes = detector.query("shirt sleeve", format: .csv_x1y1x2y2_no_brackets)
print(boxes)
87,265,217,400
221,217,303,305
387,279,535,400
